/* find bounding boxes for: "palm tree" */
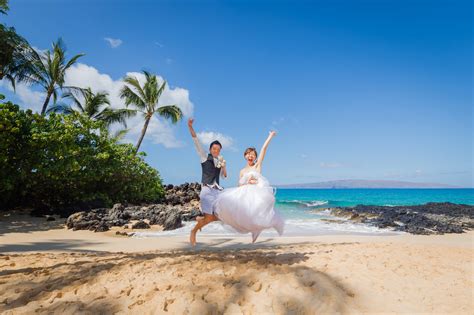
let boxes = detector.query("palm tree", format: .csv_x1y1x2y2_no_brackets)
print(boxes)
119,71,182,153
0,25,31,89
47,87,135,128
22,38,84,115
0,0,9,15
0,0,32,90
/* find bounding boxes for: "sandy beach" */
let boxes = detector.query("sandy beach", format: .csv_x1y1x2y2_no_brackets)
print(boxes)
0,215,473,314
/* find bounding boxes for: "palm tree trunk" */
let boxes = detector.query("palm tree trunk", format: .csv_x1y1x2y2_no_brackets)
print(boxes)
41,88,53,115
135,116,151,153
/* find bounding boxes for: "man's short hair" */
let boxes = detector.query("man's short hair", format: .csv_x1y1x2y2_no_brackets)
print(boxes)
209,140,222,149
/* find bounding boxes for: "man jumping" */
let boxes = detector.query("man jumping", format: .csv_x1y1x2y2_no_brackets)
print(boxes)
187,118,227,246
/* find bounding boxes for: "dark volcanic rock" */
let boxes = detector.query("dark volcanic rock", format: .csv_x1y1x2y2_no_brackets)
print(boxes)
163,212,182,231
330,202,474,235
132,220,150,229
45,215,56,221
65,182,202,233
94,221,110,232
181,208,201,221
163,182,201,206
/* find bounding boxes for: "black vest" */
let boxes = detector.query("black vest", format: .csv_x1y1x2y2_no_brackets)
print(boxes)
201,154,221,185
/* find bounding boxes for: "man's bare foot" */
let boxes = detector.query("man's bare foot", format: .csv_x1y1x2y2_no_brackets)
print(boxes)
190,228,197,246
252,231,260,243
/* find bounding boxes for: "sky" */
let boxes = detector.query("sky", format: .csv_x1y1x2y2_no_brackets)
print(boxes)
1,0,472,187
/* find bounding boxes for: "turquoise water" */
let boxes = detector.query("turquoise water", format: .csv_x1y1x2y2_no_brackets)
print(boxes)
136,188,474,238
275,188,474,220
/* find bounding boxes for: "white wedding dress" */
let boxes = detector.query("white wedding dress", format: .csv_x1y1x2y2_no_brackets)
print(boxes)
214,170,284,242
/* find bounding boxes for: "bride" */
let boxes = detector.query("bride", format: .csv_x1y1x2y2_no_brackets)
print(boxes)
214,131,284,242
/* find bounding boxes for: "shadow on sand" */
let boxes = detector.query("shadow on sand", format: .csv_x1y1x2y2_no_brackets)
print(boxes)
0,213,66,236
0,241,357,314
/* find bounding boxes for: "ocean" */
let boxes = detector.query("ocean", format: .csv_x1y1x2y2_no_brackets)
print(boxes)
134,188,474,238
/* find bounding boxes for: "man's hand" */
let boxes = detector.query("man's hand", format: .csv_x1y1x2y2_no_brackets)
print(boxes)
188,118,197,137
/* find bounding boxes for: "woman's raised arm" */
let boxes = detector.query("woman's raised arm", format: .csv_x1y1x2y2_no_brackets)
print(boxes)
256,131,276,171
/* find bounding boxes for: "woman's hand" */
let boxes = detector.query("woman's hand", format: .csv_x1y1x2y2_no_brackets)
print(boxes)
269,130,277,138
248,177,258,185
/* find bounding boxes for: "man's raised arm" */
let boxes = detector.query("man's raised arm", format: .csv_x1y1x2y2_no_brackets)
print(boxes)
188,118,206,163
188,118,197,138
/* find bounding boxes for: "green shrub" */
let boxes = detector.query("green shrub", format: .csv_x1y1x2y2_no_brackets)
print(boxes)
0,98,164,211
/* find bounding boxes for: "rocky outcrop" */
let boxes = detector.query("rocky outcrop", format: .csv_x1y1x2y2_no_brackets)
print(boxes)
131,220,150,229
162,182,201,205
330,202,474,235
65,182,202,232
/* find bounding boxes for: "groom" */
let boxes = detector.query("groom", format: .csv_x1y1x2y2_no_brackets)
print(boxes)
187,118,227,246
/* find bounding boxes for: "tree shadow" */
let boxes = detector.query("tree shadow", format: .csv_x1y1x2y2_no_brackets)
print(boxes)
0,242,357,314
0,213,65,236
0,240,105,253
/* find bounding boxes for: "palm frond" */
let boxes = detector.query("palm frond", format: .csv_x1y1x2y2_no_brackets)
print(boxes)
122,74,147,103
4,73,15,90
120,84,146,109
51,88,58,104
62,89,85,112
46,102,75,114
98,108,137,127
111,128,130,141
64,53,85,70
0,0,9,15
155,105,183,124
156,80,167,98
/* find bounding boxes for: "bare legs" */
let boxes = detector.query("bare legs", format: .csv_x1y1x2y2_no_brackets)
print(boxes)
190,213,219,246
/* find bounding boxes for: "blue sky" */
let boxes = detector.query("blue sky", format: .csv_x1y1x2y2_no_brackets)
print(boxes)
1,0,472,187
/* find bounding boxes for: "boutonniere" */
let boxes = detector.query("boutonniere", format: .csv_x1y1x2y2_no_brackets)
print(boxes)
215,155,226,168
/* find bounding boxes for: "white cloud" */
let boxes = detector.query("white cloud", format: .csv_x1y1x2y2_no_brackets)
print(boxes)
63,64,194,148
139,115,185,148
0,80,45,112
31,46,47,53
154,41,164,47
197,131,235,151
0,62,194,149
320,162,344,168
104,37,123,48
272,117,285,125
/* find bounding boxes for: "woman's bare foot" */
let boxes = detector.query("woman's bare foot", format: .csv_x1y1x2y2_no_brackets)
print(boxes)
196,216,204,221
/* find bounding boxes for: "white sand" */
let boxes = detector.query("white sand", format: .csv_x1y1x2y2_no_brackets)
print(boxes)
0,214,472,314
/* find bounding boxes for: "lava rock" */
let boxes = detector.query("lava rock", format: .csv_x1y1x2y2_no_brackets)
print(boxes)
132,220,150,229
330,202,474,235
65,182,202,233
163,212,182,231
45,215,56,221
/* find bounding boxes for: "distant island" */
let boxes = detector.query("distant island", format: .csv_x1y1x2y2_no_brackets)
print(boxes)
276,179,461,189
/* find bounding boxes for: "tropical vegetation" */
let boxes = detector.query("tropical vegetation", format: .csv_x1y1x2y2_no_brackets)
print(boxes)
0,0,182,212
0,96,165,211
120,71,183,153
